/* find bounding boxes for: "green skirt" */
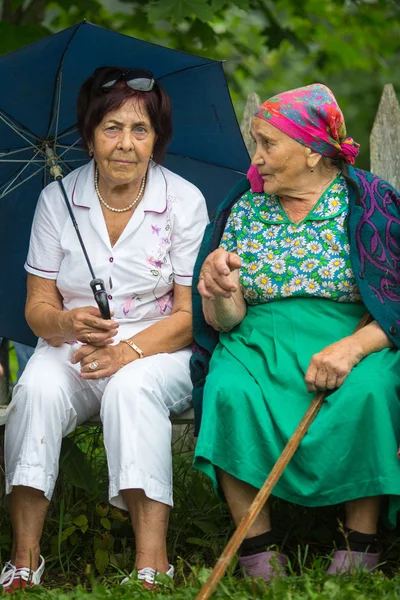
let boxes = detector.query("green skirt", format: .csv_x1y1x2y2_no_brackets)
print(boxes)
193,298,400,528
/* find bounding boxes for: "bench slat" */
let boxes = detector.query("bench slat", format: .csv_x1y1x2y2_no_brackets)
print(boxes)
0,405,194,427
86,406,195,426
0,405,6,427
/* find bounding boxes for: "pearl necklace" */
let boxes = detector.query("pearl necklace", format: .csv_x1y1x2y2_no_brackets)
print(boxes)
94,166,146,213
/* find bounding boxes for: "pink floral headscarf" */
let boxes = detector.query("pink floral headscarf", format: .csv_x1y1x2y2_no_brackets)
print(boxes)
247,83,360,193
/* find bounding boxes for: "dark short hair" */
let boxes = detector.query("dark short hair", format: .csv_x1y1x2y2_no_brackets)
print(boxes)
77,67,172,162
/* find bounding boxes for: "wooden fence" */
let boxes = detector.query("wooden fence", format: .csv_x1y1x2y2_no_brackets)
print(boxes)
370,84,400,190
238,83,400,190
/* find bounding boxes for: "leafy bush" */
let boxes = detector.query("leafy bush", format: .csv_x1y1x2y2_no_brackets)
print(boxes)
2,418,400,597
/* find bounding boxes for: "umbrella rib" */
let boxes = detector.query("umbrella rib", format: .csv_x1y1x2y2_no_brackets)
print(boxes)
51,68,63,147
57,126,79,140
0,110,39,142
46,22,82,138
57,145,86,152
0,162,45,199
0,159,45,163
0,149,43,195
57,159,87,163
58,136,85,159
0,146,36,157
157,61,219,82
56,156,73,173
0,111,43,154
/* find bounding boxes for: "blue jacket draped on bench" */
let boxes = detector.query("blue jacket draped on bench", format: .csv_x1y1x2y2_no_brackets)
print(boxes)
190,166,400,435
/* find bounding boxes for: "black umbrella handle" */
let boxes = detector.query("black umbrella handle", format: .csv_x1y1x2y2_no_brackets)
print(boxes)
90,279,111,320
46,146,111,321
56,179,111,320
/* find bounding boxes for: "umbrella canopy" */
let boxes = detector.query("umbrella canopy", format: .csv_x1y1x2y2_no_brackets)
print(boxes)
0,21,249,346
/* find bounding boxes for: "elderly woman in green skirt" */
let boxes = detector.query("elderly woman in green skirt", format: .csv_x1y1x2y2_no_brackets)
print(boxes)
192,84,400,579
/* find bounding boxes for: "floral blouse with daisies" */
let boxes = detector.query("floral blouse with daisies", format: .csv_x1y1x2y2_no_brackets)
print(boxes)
220,174,361,304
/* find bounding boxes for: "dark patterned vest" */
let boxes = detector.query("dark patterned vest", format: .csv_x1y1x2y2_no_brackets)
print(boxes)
191,168,400,434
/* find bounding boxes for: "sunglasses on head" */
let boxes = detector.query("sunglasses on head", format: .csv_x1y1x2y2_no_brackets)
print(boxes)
94,68,155,92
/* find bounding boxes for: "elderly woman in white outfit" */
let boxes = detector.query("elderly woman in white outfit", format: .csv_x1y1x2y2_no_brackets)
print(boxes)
1,67,208,593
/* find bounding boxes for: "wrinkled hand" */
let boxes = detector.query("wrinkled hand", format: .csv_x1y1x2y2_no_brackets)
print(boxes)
198,248,241,299
305,336,365,392
61,306,118,346
71,343,133,379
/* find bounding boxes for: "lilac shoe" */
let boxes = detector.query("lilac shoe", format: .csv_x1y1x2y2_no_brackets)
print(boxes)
326,550,379,575
239,551,288,582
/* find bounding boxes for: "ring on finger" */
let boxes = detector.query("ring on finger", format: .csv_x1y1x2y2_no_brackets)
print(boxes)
89,361,99,371
87,333,92,343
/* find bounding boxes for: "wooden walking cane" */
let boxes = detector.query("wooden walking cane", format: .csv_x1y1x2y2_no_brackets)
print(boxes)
197,311,372,600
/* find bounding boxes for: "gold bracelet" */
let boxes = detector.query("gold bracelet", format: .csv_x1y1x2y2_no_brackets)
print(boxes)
120,339,144,359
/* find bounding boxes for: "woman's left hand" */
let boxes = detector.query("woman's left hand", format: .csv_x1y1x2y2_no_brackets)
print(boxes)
304,336,365,393
71,343,134,379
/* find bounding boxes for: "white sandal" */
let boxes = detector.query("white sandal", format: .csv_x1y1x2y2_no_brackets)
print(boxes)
121,564,174,588
0,555,45,592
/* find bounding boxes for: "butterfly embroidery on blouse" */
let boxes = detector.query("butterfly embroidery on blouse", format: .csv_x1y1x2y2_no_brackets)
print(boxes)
148,256,163,269
156,292,173,315
122,297,135,316
151,224,161,236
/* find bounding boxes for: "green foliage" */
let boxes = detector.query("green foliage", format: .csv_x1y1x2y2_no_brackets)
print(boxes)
148,0,215,22
3,566,400,598
1,426,400,595
60,437,99,495
1,2,400,593
1,0,399,169
0,21,48,54
8,344,18,384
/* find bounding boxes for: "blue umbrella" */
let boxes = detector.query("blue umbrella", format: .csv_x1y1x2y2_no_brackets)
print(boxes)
0,21,249,346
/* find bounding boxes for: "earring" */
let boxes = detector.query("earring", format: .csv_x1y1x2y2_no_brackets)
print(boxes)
150,153,154,159
89,150,93,157
310,167,314,172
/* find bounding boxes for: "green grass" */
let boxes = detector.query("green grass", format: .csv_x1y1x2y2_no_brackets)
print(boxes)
2,442,400,599
8,343,18,385
3,355,400,598
3,567,400,599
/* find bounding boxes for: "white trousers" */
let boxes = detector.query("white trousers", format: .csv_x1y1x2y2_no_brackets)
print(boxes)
5,340,192,509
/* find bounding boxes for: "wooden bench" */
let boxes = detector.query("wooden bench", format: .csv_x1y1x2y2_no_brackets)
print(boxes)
0,404,195,428
0,341,195,429
0,405,6,427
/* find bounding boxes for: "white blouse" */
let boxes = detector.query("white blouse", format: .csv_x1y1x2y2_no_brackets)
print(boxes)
26,160,208,338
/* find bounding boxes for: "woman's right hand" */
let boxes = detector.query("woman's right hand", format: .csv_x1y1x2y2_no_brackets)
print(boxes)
60,306,118,346
198,248,241,300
